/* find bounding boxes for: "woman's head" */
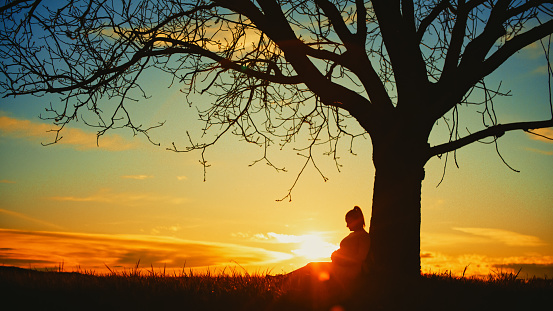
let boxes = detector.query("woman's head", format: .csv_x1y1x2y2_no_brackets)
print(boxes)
345,206,365,231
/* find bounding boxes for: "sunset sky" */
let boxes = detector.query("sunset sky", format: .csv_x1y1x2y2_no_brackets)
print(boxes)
1,13,553,278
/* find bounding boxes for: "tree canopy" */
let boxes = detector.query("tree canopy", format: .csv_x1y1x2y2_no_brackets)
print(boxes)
2,1,551,169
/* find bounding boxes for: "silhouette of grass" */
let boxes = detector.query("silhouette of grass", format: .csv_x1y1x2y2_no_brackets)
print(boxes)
0,265,551,311
0,263,292,311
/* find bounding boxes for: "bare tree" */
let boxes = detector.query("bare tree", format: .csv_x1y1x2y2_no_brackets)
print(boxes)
1,0,552,279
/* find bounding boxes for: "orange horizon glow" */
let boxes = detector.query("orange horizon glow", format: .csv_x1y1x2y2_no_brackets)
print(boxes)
2,228,552,278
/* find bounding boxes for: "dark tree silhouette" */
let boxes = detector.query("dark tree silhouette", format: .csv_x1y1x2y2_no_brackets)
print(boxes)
1,0,553,279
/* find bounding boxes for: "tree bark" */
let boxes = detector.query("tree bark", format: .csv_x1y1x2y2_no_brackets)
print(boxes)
366,130,427,281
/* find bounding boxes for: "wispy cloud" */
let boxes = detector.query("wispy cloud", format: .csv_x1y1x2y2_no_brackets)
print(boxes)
525,147,553,156
531,65,549,75
0,209,64,230
452,227,546,247
517,42,550,76
176,176,188,181
421,251,553,278
0,179,16,184
420,229,552,277
150,225,182,235
46,188,188,206
106,20,262,52
2,228,551,277
520,42,547,60
526,128,553,143
421,231,485,248
0,229,292,272
0,115,138,151
121,175,154,180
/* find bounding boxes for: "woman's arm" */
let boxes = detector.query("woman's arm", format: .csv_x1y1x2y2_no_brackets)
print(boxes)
331,231,370,267
331,248,361,266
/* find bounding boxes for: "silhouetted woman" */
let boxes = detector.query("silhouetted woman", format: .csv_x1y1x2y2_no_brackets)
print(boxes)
288,206,371,292
331,206,371,275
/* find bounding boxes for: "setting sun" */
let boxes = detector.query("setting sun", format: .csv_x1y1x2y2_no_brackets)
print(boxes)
256,232,339,261
291,234,339,260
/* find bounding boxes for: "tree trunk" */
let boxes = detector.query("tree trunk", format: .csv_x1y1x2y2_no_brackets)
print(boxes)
366,134,427,281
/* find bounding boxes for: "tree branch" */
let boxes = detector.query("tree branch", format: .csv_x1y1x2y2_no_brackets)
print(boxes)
226,0,381,132
435,3,553,121
355,0,367,45
504,0,553,21
0,0,40,14
153,39,304,85
482,19,553,78
314,0,356,46
427,119,553,161
401,0,416,33
441,0,467,81
310,1,393,112
459,0,510,68
372,0,429,103
416,0,450,42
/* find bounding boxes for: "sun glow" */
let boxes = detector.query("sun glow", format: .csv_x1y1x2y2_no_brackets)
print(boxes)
290,234,339,260
256,232,339,260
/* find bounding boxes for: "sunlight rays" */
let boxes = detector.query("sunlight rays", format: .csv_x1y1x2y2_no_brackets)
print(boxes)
244,232,339,260
289,234,339,260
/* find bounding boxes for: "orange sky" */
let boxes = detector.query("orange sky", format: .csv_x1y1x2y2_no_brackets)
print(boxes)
1,10,553,279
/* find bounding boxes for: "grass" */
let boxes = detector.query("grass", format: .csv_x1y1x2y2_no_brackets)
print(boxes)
0,264,551,311
0,263,288,311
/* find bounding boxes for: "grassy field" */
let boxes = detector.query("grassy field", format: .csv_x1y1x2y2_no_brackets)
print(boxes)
0,265,551,311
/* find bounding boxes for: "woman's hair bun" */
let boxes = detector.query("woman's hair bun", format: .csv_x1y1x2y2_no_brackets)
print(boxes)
346,206,365,226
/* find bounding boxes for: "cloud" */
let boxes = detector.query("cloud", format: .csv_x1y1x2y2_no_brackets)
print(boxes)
0,115,138,151
3,228,550,277
0,208,64,230
0,229,292,273
452,227,546,247
525,147,553,156
111,18,262,52
520,42,547,60
176,176,188,181
150,225,182,235
254,232,305,243
0,179,16,184
494,263,553,278
526,127,553,143
517,42,550,76
531,65,549,75
46,188,188,206
421,231,485,248
420,252,434,258
121,175,154,180
420,251,553,278
420,229,552,278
